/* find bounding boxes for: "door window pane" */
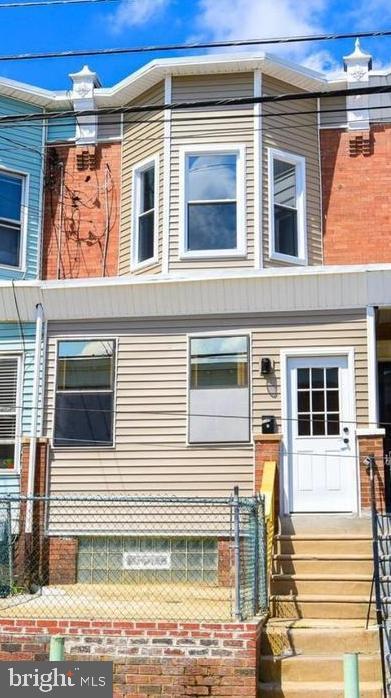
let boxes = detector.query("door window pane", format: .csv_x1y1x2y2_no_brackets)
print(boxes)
297,365,341,436
297,368,309,389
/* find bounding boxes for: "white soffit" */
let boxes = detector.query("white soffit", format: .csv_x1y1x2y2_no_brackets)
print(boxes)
2,265,391,323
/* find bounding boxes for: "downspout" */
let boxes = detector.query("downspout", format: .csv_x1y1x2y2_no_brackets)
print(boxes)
25,303,44,534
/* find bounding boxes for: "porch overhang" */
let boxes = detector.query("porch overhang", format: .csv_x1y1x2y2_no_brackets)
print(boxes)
1,263,391,323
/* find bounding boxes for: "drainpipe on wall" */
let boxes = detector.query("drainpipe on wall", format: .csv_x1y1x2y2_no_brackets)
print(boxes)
25,303,44,534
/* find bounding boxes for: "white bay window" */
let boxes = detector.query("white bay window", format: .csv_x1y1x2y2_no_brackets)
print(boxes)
268,148,307,265
180,146,246,258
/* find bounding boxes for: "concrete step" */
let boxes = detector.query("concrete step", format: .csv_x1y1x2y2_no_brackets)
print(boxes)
271,574,373,596
271,595,375,619
260,654,381,683
273,554,373,576
261,622,380,655
276,534,372,556
259,681,383,697
280,515,372,535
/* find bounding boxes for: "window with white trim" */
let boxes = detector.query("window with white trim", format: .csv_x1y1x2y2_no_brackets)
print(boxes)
181,148,245,257
188,335,250,443
0,357,19,471
133,158,157,266
0,171,24,268
54,340,115,448
269,149,306,264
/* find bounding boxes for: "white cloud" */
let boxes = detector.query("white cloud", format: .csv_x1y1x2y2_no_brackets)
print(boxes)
192,0,340,74
109,0,171,34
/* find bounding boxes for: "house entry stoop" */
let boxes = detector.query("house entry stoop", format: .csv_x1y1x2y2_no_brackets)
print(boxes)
258,516,383,697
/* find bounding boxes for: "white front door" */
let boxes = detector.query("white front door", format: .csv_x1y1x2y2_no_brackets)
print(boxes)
287,355,356,513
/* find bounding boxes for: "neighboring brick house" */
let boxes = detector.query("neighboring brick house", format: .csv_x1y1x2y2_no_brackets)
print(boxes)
320,41,391,472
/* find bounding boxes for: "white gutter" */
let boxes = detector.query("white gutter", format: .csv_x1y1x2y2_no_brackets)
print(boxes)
367,305,379,429
25,303,44,535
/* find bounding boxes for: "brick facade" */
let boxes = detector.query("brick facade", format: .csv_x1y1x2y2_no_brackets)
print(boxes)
47,538,78,585
321,125,391,265
0,618,264,697
357,433,386,512
42,143,121,279
254,434,281,499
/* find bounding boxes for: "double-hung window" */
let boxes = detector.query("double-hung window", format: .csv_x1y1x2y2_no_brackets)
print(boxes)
268,149,306,264
181,147,245,258
188,335,250,443
0,357,20,471
0,171,25,268
54,340,115,448
133,157,158,268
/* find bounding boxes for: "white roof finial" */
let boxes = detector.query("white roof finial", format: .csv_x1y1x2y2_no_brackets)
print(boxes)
343,38,372,70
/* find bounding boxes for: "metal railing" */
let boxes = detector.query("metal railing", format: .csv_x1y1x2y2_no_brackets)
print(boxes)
367,455,388,697
0,489,267,623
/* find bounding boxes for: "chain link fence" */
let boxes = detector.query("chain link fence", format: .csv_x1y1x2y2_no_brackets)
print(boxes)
0,489,267,622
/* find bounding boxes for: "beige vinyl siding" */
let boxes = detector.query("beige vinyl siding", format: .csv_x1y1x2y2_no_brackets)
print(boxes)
169,73,255,271
262,75,322,267
119,82,165,275
319,95,347,128
44,309,367,499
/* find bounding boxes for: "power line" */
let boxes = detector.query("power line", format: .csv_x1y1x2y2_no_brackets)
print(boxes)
0,0,117,7
1,82,391,127
0,28,390,60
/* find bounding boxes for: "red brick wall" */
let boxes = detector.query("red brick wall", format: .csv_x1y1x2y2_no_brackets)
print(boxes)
0,619,264,697
254,435,281,497
48,538,78,585
42,143,121,279
321,125,391,265
358,434,385,512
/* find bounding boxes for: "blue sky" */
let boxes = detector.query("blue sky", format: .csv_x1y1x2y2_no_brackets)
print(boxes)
0,0,391,90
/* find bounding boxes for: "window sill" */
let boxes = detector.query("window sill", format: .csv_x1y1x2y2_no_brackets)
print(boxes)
131,257,159,273
180,250,247,261
269,252,307,266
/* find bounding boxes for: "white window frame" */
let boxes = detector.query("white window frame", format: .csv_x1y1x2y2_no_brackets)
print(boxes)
179,144,246,260
186,330,252,446
0,167,28,273
131,154,159,271
52,336,118,451
0,353,23,475
268,148,307,266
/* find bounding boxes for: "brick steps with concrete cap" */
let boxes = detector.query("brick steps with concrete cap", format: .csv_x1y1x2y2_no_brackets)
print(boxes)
259,520,382,697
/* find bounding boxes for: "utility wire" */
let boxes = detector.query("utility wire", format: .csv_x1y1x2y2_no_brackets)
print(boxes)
0,0,117,6
0,28,389,59
1,82,391,126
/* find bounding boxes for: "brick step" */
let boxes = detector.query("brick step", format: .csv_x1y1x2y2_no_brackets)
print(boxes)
259,654,381,683
258,681,383,697
275,534,372,556
271,595,375,620
271,574,373,596
273,554,373,576
261,623,380,655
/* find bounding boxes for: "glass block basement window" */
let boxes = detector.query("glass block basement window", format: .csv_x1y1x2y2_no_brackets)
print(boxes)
77,537,218,584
